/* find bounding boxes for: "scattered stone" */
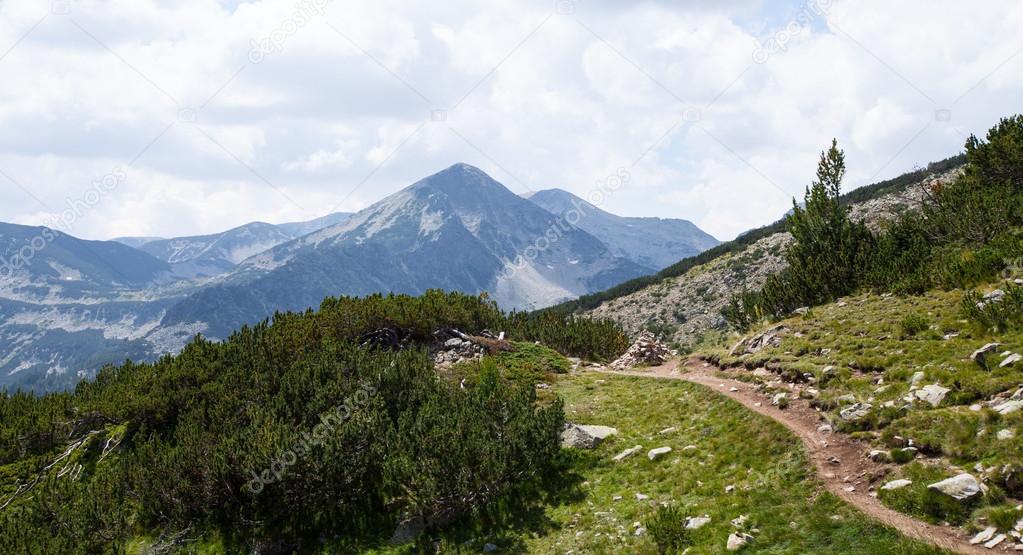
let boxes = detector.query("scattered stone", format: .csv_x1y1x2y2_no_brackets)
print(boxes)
793,307,810,316
772,392,788,406
880,479,912,491
730,387,739,392
731,514,749,527
633,526,646,537
613,445,643,462
648,447,672,461
970,527,997,545
840,403,872,422
944,332,960,340
725,485,736,493
818,424,833,433
985,289,1007,302
659,426,677,435
998,429,1016,441
561,424,619,449
837,394,857,404
612,495,623,502
681,445,698,453
970,404,983,412
927,473,982,502
686,516,712,530
610,331,675,370
635,493,649,501
1002,353,1023,368
912,384,951,407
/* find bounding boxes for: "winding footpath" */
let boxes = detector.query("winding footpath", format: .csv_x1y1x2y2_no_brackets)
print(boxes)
601,358,1000,555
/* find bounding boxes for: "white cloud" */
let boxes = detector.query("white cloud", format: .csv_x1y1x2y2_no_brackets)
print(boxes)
0,0,1021,241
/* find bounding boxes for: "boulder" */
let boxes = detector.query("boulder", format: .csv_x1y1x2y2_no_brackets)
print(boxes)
927,473,981,502
839,403,872,422
998,429,1015,441
561,424,619,449
648,447,672,461
880,479,913,491
912,384,950,407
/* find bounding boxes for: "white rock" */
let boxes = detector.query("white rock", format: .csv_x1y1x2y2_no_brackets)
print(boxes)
727,533,752,551
995,400,1023,415
998,429,1016,441
725,485,736,493
1002,353,1023,368
970,526,997,545
633,526,646,536
772,392,788,406
613,445,643,462
972,343,1003,366
731,514,749,527
880,479,913,491
927,473,982,501
685,516,711,530
635,493,649,501
648,447,672,461
910,371,926,387
912,384,951,407
659,426,677,435
840,403,872,421
985,534,1007,549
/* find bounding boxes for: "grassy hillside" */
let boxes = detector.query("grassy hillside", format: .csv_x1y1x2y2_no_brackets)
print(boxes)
702,285,1023,533
362,371,944,554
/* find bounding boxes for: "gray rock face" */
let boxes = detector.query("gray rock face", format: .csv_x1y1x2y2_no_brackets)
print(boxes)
995,400,1023,415
560,423,619,449
1000,353,1022,368
927,473,982,502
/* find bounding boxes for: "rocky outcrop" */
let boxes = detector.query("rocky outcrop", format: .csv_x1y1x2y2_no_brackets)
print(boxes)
730,325,789,356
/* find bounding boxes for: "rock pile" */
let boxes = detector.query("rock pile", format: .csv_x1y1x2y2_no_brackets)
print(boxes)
433,337,486,368
610,331,675,370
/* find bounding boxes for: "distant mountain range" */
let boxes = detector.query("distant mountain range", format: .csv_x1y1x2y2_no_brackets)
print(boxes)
0,163,717,391
525,189,720,271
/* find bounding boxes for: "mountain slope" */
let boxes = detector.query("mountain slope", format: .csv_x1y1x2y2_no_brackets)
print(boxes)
161,164,649,338
526,188,719,270
568,157,966,350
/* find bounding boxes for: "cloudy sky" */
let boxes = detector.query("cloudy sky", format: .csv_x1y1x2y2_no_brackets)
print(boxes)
0,0,1021,241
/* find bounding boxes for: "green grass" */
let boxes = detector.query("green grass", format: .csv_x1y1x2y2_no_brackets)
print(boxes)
702,285,1023,531
359,372,945,554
